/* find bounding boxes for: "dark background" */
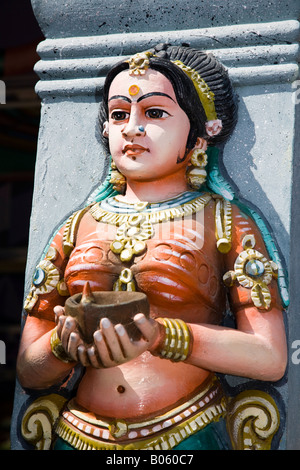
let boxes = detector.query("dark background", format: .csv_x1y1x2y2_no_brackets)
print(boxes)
0,0,44,449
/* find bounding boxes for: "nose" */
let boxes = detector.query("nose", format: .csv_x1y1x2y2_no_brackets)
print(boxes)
121,112,145,138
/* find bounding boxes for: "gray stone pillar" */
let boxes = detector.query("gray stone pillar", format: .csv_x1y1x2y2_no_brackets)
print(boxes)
11,0,300,449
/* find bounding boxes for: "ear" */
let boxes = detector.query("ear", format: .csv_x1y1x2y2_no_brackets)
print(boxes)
194,137,208,151
102,121,109,137
185,137,208,165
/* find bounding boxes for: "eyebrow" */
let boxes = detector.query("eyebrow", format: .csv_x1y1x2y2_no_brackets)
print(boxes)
108,92,176,104
108,95,132,103
137,92,176,103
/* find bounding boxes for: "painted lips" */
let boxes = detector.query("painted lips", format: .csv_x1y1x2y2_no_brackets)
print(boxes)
122,144,149,156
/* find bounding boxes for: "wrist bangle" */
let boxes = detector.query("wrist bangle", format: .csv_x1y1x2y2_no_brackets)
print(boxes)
50,327,74,363
156,318,192,362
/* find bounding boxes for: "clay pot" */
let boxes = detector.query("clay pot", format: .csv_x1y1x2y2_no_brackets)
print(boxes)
64,282,150,344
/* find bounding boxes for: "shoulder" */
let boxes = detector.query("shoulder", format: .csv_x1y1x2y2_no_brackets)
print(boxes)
204,194,268,254
61,205,92,256
23,204,92,320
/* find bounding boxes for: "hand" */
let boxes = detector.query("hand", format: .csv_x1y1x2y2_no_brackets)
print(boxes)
87,313,160,369
53,306,90,366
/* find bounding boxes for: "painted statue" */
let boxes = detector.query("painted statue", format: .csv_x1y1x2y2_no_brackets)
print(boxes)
16,44,288,450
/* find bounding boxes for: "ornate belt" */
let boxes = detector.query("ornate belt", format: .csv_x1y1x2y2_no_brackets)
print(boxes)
55,375,227,450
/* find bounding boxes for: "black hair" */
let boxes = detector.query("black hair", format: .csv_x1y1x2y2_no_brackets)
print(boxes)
98,43,238,153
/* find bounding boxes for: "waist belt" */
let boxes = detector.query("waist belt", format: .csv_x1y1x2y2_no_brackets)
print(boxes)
55,375,227,450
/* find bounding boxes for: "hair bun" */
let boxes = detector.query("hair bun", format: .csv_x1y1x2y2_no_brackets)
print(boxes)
154,43,171,59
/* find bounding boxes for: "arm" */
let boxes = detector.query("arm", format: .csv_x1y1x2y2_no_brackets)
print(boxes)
17,217,78,389
17,315,77,389
17,307,162,387
182,203,287,381
184,305,287,381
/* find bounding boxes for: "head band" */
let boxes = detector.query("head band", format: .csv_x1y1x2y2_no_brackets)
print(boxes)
171,60,217,122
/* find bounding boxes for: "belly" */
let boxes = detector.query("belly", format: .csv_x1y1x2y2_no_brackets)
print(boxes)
75,352,210,419
66,217,223,419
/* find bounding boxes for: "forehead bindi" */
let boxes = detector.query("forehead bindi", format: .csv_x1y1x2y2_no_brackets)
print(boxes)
108,69,177,103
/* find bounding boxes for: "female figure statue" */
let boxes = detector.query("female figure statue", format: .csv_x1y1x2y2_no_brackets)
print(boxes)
16,44,287,450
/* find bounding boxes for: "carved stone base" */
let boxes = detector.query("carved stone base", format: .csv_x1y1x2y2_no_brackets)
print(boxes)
21,390,280,451
226,390,280,450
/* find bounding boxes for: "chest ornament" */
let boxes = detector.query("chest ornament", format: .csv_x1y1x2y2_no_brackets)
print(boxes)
89,193,212,291
110,213,155,263
90,193,212,262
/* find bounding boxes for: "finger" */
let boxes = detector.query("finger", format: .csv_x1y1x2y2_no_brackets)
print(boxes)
61,316,77,351
100,318,125,363
56,315,66,338
77,344,91,367
134,314,158,343
67,331,81,361
54,305,65,324
114,323,136,358
93,329,116,368
87,345,103,369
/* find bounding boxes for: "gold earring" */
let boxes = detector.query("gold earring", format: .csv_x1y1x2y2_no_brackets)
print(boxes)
109,159,126,193
186,148,208,190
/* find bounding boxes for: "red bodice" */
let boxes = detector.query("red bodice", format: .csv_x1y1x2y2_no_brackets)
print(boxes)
27,199,282,323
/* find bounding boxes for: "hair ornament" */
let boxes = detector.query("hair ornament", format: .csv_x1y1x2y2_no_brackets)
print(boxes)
126,51,154,75
205,119,223,137
171,60,219,123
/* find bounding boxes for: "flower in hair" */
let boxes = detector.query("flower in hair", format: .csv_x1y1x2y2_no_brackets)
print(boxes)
205,119,223,137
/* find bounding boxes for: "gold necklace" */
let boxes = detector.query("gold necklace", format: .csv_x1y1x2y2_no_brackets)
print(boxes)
89,193,212,290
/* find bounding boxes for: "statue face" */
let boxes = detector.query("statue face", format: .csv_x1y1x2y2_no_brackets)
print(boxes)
107,69,191,182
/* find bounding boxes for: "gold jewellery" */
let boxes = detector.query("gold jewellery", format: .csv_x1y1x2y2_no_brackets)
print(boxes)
223,234,278,309
172,60,217,122
126,51,153,75
50,327,74,363
90,192,212,291
90,193,212,262
109,159,126,192
156,318,192,362
186,148,208,190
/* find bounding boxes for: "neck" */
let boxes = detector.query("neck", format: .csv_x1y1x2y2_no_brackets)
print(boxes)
120,170,190,203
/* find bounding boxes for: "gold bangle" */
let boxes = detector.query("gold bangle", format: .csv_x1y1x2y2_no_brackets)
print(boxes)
156,318,192,362
50,327,74,363
177,319,191,361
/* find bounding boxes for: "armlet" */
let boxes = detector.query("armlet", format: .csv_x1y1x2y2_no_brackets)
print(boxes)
223,234,278,310
24,206,89,315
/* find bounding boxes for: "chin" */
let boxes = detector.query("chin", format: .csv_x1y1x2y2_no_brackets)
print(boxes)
119,158,150,173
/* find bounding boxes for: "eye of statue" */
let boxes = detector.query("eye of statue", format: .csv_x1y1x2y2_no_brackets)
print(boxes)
111,111,129,121
145,108,169,119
